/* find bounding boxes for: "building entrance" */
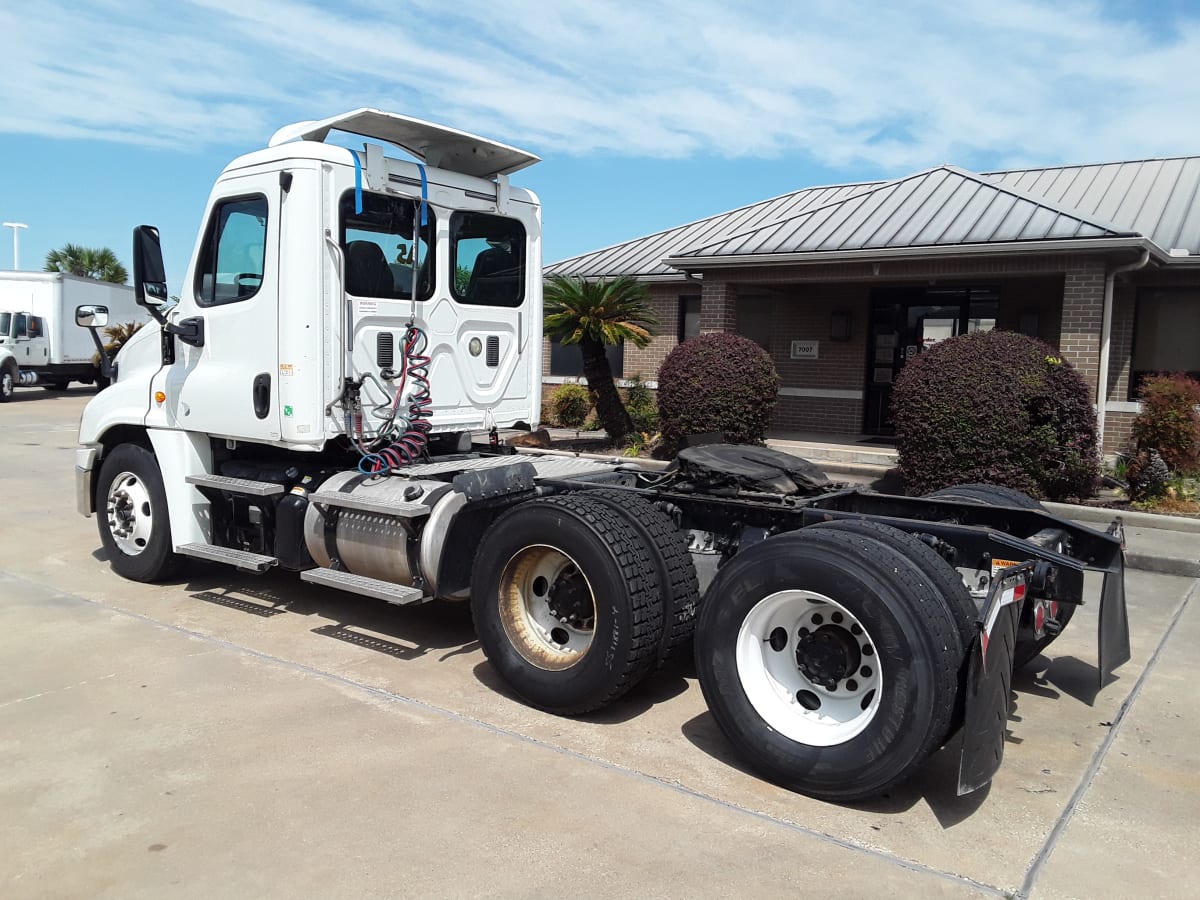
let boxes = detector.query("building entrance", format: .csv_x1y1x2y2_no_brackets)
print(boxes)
864,286,998,434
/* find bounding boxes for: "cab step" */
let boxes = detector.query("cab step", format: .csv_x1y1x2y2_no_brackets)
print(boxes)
177,543,279,573
309,491,428,519
300,568,429,605
185,474,285,497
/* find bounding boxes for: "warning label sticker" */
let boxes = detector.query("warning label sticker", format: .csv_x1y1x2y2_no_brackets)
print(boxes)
989,558,1022,577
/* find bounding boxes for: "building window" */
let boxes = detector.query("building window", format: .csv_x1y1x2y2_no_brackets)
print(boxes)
1131,288,1200,396
549,338,624,378
678,295,700,342
737,295,772,350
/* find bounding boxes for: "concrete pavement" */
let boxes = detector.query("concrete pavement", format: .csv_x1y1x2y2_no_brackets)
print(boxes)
2,388,1198,898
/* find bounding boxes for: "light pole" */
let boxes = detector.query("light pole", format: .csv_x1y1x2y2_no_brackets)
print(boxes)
2,222,28,270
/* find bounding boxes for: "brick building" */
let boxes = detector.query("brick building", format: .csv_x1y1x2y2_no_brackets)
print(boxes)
545,159,1200,454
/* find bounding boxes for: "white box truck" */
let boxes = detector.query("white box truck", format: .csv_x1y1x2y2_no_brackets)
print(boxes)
0,271,147,399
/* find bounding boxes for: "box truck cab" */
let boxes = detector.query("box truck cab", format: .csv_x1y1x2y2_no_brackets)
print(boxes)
0,272,144,398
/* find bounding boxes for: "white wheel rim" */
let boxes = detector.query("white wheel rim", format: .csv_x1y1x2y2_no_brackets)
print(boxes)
498,545,595,671
105,470,155,556
736,590,882,746
1,372,12,395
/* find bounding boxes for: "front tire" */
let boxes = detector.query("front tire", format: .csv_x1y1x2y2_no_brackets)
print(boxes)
0,364,15,402
471,495,665,715
695,528,962,802
96,444,181,582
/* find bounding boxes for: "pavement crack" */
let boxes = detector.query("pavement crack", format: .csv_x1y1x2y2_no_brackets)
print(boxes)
1017,577,1198,899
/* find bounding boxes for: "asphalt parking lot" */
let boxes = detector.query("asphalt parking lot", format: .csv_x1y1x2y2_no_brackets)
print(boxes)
2,387,1197,898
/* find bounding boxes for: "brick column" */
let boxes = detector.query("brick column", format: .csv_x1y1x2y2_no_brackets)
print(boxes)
700,281,738,334
1058,260,1106,397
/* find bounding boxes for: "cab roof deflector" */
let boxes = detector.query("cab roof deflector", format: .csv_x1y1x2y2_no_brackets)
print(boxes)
267,108,540,179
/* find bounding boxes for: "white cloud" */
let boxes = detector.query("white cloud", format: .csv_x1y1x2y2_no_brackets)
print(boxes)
0,0,1197,171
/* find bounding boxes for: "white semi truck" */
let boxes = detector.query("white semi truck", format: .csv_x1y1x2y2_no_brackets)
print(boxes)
0,272,146,399
74,109,1130,802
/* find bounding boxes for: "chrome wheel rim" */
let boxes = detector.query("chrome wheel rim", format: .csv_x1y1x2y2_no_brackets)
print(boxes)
105,470,154,556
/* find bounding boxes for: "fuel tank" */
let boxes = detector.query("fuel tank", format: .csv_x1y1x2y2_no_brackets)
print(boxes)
303,470,454,585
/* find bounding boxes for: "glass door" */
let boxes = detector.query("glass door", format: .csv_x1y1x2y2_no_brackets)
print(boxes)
864,287,997,434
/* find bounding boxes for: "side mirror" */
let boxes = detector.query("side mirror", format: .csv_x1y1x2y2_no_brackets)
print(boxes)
132,225,170,309
76,305,110,329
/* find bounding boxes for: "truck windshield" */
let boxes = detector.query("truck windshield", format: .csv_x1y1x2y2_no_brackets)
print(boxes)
0,312,9,337
340,191,434,301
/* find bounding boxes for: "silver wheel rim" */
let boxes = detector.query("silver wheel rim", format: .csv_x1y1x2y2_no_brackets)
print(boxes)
498,545,595,671
105,469,154,556
1,372,12,396
736,590,883,746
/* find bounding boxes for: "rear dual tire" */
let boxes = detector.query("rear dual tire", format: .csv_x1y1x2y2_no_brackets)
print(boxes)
695,527,965,802
470,495,665,715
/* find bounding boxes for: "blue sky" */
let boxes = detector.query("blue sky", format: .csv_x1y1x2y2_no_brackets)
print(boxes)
2,0,1199,288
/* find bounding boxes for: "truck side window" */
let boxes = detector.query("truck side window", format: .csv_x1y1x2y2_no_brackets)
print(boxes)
194,195,269,306
27,316,42,339
339,191,434,302
451,213,525,308
14,313,28,338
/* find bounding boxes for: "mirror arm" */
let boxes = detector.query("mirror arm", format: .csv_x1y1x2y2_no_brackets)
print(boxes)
85,326,114,379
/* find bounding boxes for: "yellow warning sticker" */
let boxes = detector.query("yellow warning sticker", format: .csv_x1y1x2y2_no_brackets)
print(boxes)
990,558,1022,577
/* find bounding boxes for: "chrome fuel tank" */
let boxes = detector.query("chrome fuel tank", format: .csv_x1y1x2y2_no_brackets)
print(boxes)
303,471,453,585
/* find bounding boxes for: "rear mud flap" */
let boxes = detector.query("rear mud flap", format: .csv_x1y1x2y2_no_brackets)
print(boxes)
1098,554,1131,687
958,566,1027,796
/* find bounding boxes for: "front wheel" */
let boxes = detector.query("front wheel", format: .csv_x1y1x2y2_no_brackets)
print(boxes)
0,365,15,402
96,444,181,582
695,528,963,802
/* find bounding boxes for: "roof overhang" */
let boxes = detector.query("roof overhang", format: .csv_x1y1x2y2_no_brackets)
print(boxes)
268,108,540,178
664,236,1171,271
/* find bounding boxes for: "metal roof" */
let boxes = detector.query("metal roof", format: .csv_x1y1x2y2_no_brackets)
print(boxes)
983,157,1200,255
547,156,1200,277
545,181,881,279
668,165,1136,263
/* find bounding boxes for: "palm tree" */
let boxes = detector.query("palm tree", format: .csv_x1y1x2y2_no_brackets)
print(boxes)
44,244,129,284
544,275,657,443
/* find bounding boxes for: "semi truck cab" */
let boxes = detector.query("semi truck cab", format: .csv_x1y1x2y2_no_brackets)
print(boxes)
81,108,544,454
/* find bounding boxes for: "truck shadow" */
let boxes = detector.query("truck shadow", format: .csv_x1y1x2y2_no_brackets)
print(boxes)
469,654,693,724
679,709,993,826
1013,654,1109,707
146,561,482,660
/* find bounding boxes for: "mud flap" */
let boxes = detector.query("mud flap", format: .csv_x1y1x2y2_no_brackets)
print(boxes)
958,565,1029,796
1098,553,1131,688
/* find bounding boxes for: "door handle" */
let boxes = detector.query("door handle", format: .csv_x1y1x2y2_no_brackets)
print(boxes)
252,373,271,419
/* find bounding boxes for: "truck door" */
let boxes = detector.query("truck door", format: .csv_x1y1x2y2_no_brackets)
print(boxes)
167,176,280,441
